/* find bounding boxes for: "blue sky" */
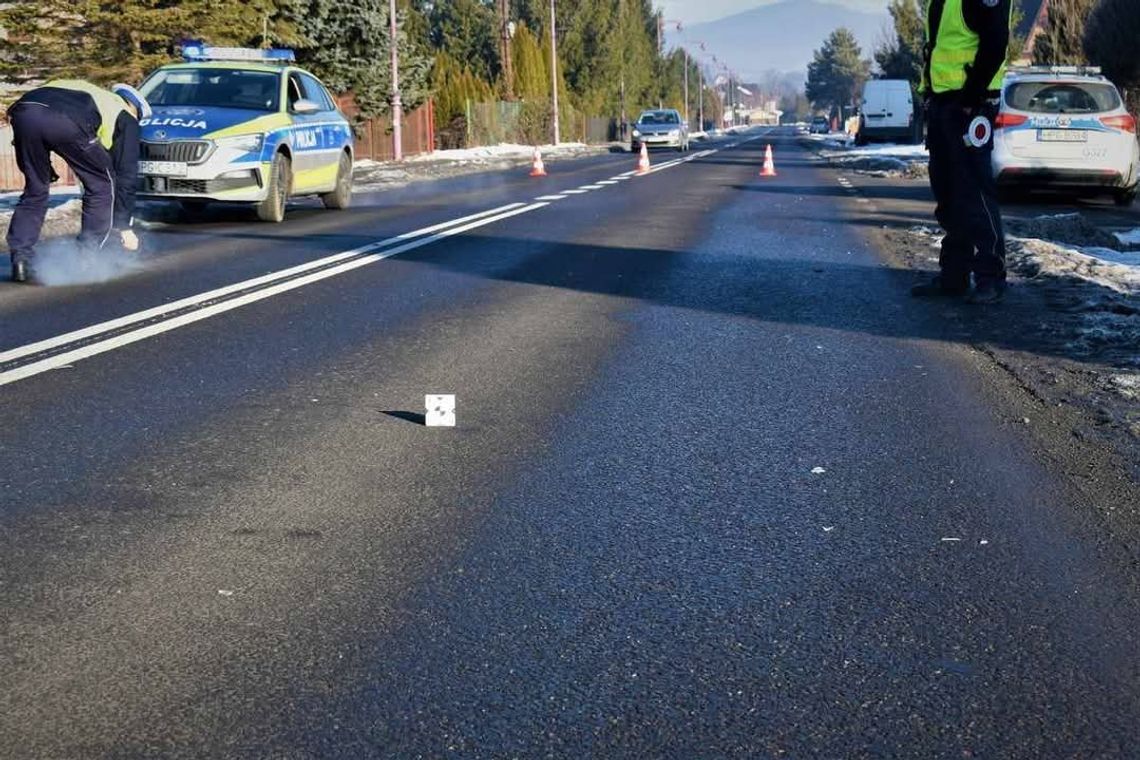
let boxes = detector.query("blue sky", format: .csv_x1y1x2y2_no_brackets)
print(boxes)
659,0,889,26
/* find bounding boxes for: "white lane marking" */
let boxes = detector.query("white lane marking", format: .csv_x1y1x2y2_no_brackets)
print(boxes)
0,204,548,386
579,185,605,190
597,180,618,185
615,170,637,178
562,189,590,194
0,203,527,367
535,195,567,201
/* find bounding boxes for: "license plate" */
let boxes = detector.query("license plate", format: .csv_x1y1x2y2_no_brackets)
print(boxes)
1038,129,1088,143
138,160,188,176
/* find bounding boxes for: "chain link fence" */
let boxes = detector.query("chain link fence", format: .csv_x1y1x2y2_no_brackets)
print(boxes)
463,100,617,147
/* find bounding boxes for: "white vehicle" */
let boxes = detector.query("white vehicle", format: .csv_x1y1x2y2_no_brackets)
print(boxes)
856,79,919,145
993,67,1139,206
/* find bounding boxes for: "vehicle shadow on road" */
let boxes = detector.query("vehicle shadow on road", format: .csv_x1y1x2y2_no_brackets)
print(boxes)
393,228,1135,374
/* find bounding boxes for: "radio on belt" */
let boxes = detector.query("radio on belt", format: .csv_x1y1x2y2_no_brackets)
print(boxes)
963,115,993,148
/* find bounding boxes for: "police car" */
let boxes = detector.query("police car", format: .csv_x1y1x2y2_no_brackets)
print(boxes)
993,67,1139,206
136,45,354,222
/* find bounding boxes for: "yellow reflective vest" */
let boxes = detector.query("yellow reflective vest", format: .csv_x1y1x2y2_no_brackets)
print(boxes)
924,0,1009,94
43,80,130,149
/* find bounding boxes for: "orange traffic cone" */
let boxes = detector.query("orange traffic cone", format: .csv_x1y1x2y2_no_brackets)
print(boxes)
529,146,547,177
760,144,777,177
636,142,651,175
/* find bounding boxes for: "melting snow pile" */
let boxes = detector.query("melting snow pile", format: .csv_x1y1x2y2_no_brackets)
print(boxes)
814,139,930,178
353,143,608,191
911,212,1139,369
0,199,84,253
1114,228,1140,247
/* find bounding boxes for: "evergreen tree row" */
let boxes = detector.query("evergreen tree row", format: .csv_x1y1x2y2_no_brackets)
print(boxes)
1,0,713,131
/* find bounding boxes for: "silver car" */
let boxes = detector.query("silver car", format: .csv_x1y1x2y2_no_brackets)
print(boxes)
631,109,690,152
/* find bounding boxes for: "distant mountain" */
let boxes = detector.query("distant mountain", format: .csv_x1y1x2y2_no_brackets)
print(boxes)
674,0,890,81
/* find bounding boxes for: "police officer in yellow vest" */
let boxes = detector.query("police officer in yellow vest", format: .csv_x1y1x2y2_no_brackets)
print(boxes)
913,0,1011,304
6,80,150,282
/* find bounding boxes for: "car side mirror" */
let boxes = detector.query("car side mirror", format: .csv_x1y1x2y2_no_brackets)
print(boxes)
292,98,321,115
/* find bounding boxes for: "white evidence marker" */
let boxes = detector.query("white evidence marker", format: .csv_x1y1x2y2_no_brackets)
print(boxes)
425,394,457,427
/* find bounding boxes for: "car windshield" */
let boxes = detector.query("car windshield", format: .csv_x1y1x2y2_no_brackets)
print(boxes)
638,111,679,125
140,68,281,112
1005,81,1121,114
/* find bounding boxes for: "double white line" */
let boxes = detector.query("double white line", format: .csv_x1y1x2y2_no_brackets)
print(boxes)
0,202,546,387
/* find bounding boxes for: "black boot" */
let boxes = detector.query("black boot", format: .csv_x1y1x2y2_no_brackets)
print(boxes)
10,257,28,283
910,274,968,298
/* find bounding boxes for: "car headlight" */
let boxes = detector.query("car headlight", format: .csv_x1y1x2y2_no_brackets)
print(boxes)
669,129,680,137
214,134,264,153
632,129,641,138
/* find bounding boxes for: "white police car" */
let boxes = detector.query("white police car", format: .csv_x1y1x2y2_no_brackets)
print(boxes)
136,46,354,222
993,67,1139,206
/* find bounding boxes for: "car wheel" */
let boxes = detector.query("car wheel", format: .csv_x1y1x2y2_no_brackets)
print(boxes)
1113,187,1137,207
321,152,353,210
256,152,291,223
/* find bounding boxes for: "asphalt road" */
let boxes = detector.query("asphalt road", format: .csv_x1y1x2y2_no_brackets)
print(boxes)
2,129,1139,758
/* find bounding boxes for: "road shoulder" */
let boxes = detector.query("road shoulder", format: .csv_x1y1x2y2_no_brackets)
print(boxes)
824,151,1140,565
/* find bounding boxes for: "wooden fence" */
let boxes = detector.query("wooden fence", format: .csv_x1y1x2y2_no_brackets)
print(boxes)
0,125,77,192
337,96,435,162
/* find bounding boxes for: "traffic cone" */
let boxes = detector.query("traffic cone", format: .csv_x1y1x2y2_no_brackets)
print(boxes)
529,146,547,177
760,144,777,177
636,142,651,175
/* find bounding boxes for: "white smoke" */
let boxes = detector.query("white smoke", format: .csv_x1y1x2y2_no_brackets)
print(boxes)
32,237,143,287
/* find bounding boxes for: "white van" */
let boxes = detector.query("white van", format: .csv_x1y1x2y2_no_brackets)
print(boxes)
857,79,920,145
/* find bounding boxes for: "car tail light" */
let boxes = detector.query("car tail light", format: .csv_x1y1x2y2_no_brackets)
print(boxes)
994,112,1028,129
1100,114,1137,133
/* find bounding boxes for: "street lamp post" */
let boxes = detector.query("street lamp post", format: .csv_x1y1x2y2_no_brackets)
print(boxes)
549,0,560,145
389,0,403,161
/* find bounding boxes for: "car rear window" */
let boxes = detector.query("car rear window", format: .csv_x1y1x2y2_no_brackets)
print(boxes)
1005,81,1121,114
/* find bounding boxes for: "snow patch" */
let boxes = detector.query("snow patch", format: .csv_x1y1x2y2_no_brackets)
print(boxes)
909,215,1139,363
1114,228,1140,247
406,142,597,163
821,142,929,161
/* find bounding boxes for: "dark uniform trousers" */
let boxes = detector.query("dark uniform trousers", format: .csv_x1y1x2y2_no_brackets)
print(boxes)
926,97,1006,289
6,103,115,261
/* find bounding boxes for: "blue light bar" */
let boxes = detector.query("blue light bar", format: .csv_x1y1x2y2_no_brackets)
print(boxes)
180,44,295,64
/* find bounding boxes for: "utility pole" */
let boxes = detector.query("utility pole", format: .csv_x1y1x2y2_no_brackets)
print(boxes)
389,0,403,161
550,0,560,145
698,66,703,132
683,48,689,130
499,0,514,100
